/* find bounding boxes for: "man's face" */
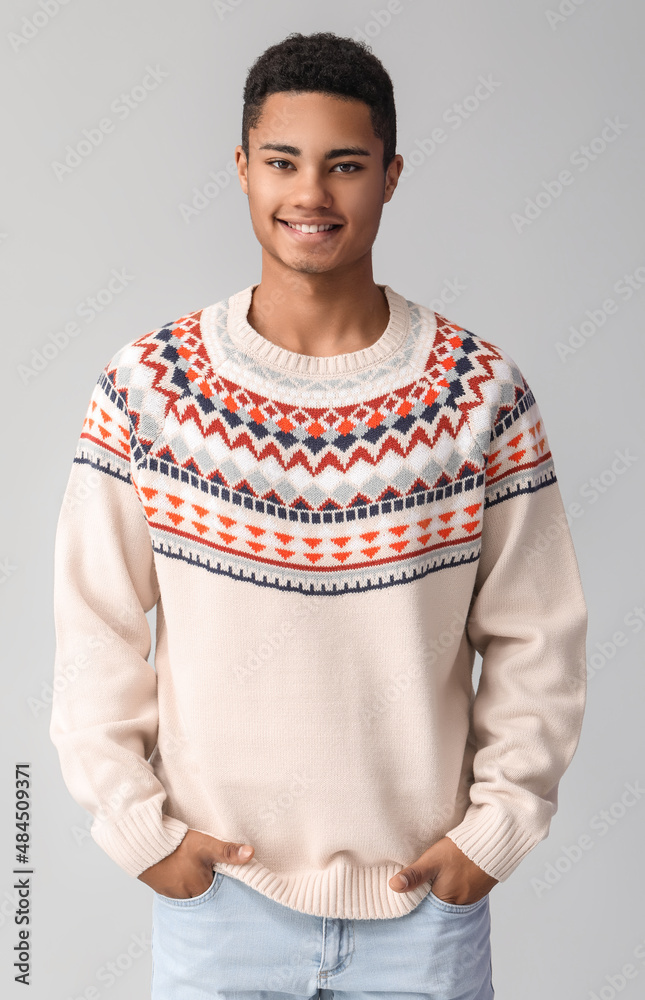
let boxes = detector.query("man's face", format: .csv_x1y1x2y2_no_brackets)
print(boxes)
235,91,404,276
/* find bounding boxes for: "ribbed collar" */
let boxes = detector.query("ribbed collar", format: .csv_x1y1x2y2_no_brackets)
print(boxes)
225,283,411,376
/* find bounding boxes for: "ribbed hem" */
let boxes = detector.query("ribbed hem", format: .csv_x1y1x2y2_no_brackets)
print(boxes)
444,803,543,882
91,798,189,878
212,858,431,920
224,283,411,376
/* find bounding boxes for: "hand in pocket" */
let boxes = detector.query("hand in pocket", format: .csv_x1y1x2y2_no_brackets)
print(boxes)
137,829,254,899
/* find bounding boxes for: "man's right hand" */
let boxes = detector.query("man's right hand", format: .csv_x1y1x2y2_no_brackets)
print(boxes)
136,829,254,899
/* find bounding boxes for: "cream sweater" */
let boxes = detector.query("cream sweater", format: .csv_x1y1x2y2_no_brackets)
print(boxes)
50,283,588,919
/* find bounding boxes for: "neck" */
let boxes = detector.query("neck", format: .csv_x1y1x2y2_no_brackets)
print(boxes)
247,261,390,358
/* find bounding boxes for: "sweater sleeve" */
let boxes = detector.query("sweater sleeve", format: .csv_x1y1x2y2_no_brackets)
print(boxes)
49,362,189,878
444,351,588,882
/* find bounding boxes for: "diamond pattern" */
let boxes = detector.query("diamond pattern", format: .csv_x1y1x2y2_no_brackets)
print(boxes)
74,292,556,593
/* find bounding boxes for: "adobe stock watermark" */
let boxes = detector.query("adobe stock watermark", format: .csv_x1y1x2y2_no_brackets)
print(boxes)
239,770,316,848
64,930,151,998
0,884,19,933
29,602,141,719
512,116,629,233
234,594,328,683
530,779,645,898
17,267,134,385
179,159,238,223
60,467,104,513
400,75,502,181
71,780,137,848
586,934,645,1000
213,0,245,18
258,771,316,827
585,603,645,683
0,557,18,586
428,276,468,315
152,723,192,761
555,263,645,362
546,599,645,698
51,65,169,181
242,263,341,328
8,0,75,53
546,0,597,31
180,96,302,223
30,641,98,719
352,0,413,43
264,957,315,996
360,609,469,724
521,447,637,563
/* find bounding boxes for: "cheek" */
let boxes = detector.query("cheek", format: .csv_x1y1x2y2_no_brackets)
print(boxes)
247,180,280,212
346,182,384,223
350,204,382,240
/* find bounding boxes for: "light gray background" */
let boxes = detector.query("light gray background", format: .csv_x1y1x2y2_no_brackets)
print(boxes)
2,0,644,997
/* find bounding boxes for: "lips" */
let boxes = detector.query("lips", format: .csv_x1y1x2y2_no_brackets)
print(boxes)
278,218,342,225
277,219,343,237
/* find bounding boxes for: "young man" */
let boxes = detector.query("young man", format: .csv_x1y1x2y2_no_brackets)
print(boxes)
50,31,588,1000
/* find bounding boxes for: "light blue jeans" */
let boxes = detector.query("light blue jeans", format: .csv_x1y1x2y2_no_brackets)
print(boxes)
150,870,494,999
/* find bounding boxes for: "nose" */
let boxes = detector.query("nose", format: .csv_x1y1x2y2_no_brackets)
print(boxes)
288,168,334,210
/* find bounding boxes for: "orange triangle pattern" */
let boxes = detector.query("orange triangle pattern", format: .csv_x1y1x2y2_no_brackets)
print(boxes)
73,296,556,590
140,490,486,570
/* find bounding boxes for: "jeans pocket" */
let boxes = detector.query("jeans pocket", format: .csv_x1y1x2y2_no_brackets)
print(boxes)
154,868,222,907
425,887,489,914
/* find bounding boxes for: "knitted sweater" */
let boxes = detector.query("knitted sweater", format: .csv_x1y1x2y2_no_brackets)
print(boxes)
50,283,588,920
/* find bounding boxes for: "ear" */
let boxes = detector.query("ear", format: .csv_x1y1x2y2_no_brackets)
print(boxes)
234,145,249,195
383,154,405,204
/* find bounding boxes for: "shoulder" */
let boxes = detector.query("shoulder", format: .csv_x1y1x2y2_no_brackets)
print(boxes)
416,308,544,465
431,310,535,420
103,304,206,392
97,302,207,448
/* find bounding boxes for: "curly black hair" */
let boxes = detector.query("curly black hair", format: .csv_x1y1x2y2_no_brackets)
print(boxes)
241,31,397,173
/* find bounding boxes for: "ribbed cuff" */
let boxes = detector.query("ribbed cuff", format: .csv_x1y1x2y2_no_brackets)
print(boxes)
91,798,189,877
444,803,543,882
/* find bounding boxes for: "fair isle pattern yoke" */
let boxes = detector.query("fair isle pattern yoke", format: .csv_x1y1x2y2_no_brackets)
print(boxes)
74,288,556,594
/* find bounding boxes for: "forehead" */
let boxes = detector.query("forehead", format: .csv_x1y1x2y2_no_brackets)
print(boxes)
252,91,377,145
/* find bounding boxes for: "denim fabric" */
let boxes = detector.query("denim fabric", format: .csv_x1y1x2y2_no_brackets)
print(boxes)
150,870,494,999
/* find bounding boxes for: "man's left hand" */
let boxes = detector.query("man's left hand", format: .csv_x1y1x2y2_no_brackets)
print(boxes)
388,836,499,905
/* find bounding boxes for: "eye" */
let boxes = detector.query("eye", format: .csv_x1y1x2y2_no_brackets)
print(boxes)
266,160,363,173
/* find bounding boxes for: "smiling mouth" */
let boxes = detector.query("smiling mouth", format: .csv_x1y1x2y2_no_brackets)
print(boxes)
277,219,342,234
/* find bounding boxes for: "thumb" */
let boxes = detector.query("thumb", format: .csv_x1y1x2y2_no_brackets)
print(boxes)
389,847,441,892
208,834,254,865
228,842,254,864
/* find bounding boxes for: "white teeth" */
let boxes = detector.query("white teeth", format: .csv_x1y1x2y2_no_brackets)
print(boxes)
285,221,337,233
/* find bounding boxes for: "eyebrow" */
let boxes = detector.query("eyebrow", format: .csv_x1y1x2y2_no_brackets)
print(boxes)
257,143,372,159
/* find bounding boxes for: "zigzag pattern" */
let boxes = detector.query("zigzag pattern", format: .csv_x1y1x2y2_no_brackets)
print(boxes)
74,290,556,593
